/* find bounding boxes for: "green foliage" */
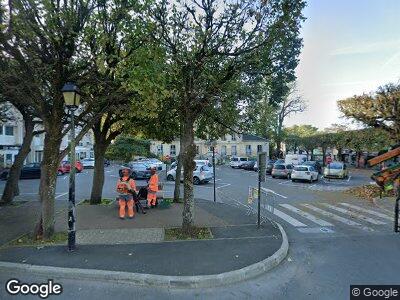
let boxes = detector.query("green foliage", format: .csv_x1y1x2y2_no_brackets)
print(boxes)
338,83,400,141
105,136,150,162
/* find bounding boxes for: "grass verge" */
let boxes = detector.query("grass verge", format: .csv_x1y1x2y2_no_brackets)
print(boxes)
165,227,213,241
8,232,68,247
79,198,113,205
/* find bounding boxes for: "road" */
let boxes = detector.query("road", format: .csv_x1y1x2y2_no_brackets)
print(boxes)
1,164,399,299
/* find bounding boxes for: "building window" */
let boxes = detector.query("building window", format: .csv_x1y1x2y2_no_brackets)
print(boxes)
231,133,236,141
231,145,237,156
0,125,3,135
35,151,43,163
5,126,14,136
257,145,263,153
0,154,4,167
246,145,252,156
221,145,227,156
157,145,163,156
221,135,226,141
196,145,200,154
90,152,94,158
80,152,86,159
5,153,12,164
170,145,176,156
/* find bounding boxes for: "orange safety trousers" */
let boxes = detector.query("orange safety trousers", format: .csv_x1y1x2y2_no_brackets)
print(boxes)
147,192,157,206
119,199,134,218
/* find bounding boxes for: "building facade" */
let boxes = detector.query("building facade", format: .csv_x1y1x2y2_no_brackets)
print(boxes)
150,133,269,159
0,104,94,167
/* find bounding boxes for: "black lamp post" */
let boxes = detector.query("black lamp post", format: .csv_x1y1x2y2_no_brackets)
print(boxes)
62,82,81,252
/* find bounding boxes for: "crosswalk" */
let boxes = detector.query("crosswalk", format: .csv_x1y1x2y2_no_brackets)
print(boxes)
263,202,394,233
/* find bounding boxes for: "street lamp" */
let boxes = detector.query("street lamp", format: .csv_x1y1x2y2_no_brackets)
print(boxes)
207,140,218,203
62,82,81,252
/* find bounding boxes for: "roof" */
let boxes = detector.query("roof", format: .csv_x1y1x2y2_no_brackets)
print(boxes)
241,134,268,142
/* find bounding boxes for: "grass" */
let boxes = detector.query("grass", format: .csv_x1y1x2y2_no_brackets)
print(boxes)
164,227,213,241
8,232,68,247
0,200,28,207
79,198,113,205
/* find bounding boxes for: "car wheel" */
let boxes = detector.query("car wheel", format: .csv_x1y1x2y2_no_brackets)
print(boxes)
309,176,313,183
167,174,174,181
287,174,291,179
193,176,200,185
291,179,296,182
272,175,275,178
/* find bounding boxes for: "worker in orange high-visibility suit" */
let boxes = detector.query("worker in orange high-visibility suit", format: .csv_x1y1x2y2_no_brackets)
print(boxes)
116,167,137,219
147,167,159,208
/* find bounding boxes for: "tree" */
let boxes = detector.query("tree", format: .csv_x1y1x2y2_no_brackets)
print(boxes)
0,0,102,238
0,58,42,204
150,0,306,231
338,82,400,142
105,136,150,162
284,124,318,154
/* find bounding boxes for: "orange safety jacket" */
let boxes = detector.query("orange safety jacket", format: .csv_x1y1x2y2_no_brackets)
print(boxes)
116,177,137,194
148,174,159,193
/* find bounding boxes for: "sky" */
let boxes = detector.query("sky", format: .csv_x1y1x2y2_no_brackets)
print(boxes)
286,0,400,130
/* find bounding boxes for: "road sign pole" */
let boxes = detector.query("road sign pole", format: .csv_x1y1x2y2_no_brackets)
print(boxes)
257,152,266,229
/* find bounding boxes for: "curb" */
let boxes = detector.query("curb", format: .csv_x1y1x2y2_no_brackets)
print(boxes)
0,222,288,288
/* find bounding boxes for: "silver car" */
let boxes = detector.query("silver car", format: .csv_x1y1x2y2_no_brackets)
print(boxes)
271,164,293,179
166,164,213,185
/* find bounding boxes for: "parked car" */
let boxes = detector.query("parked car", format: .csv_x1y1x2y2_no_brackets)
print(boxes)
141,158,163,170
242,160,256,170
266,160,276,174
119,162,152,180
170,159,212,171
81,158,95,168
230,157,249,168
291,165,319,183
58,161,83,175
302,160,322,174
271,164,293,179
274,159,285,165
0,163,41,180
166,164,213,185
324,162,349,179
285,154,307,166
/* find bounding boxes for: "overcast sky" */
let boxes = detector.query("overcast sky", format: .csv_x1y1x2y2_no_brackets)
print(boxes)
285,0,400,130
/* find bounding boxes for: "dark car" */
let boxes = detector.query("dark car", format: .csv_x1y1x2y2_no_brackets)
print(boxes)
242,160,256,170
1,163,41,180
266,160,276,174
119,163,151,180
302,161,322,174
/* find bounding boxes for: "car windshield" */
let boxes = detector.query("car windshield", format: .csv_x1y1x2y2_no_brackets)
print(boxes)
240,158,247,161
274,164,285,170
295,166,309,171
303,161,314,165
328,163,343,169
201,166,211,171
231,158,238,161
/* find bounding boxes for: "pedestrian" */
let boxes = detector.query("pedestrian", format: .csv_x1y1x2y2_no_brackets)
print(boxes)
147,167,159,208
116,167,137,219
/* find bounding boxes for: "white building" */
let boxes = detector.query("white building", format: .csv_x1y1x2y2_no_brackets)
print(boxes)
150,133,269,159
0,104,94,167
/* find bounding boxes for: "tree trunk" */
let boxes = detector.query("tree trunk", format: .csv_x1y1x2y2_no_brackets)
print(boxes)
35,129,62,239
1,118,34,204
90,142,106,204
173,153,182,203
181,117,196,233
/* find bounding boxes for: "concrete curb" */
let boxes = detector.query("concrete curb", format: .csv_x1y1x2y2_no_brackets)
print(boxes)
0,222,288,288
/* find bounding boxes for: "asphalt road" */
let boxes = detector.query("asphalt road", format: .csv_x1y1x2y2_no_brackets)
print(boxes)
1,164,399,299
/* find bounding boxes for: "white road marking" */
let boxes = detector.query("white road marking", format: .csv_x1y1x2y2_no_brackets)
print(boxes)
216,183,231,189
55,192,68,199
321,203,386,225
347,176,352,182
261,187,287,199
301,204,361,226
267,206,307,227
279,204,334,227
339,203,393,221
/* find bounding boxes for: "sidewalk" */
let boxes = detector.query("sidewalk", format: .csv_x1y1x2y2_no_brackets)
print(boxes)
0,199,287,286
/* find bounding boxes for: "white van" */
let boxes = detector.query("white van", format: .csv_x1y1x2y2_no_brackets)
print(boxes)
230,157,249,168
285,154,307,166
